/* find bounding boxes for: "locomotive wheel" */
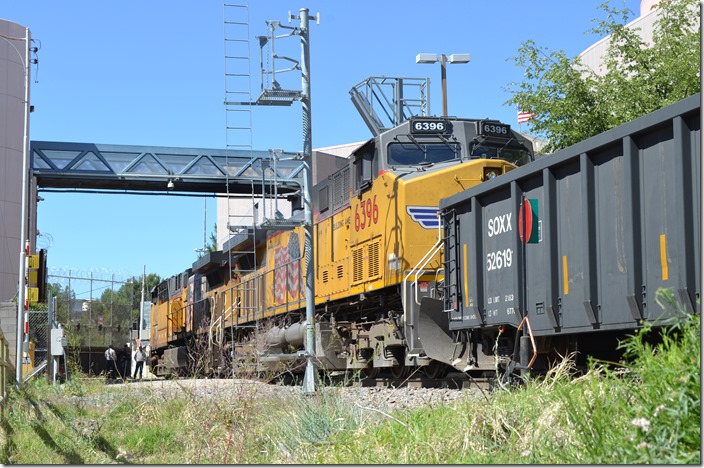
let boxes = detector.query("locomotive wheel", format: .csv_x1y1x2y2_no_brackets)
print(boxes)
423,360,449,379
361,364,380,379
390,364,410,379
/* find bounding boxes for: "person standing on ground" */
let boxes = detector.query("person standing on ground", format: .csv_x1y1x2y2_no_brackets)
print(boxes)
133,346,147,380
118,344,131,381
105,345,118,382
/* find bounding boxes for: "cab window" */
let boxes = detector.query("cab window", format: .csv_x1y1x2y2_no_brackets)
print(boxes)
354,146,375,193
469,143,532,166
388,142,461,166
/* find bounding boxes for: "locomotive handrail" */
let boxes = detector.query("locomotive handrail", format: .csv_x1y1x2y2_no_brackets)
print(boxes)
210,310,230,346
210,290,237,345
432,267,444,298
403,221,444,306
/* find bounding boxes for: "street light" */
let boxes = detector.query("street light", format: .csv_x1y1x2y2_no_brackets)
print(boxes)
415,53,470,117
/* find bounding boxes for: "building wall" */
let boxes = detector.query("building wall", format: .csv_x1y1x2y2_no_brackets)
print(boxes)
577,0,702,77
215,141,362,250
0,19,31,303
0,302,18,366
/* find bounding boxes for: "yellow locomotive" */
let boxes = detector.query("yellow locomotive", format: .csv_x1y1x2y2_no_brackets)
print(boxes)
149,116,534,378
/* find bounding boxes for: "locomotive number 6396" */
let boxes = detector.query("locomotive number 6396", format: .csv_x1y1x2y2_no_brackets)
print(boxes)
354,195,379,231
414,121,445,132
411,118,450,134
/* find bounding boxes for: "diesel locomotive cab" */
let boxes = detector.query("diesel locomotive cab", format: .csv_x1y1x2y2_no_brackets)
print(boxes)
370,117,533,174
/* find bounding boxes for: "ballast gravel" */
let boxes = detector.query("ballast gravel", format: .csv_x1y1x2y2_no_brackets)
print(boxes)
86,377,489,415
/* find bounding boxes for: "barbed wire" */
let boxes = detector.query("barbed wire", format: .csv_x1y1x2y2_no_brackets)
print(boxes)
48,266,138,282
36,232,53,250
47,267,141,299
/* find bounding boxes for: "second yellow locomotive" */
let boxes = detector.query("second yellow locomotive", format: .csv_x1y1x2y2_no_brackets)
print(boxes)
149,116,534,378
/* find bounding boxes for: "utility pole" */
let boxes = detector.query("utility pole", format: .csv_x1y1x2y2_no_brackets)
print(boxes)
294,7,319,395
238,7,320,394
139,265,146,345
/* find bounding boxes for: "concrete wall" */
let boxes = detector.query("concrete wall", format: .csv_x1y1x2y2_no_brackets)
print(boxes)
0,302,18,366
215,142,361,251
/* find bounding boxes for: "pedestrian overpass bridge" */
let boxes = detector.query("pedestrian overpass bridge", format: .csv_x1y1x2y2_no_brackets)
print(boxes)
30,141,305,195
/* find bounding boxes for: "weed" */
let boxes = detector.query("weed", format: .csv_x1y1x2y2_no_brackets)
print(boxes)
1,288,699,464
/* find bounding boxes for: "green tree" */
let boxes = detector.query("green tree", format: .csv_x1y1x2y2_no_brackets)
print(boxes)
46,282,74,324
48,273,161,348
207,222,218,253
197,222,219,259
505,0,700,153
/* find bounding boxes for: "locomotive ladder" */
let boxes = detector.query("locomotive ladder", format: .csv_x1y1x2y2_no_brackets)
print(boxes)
441,208,461,317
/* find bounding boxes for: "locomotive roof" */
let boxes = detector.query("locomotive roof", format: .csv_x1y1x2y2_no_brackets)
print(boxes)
222,227,263,253
192,250,229,273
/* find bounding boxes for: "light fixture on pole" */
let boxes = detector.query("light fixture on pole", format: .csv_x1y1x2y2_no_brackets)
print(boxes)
415,53,470,117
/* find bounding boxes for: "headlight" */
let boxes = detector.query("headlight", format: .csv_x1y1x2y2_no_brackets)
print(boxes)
484,169,498,180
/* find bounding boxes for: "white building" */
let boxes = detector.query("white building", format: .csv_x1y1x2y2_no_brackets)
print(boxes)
578,0,682,76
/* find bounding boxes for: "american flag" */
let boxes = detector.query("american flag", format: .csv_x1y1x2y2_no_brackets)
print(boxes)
274,247,288,304
287,233,300,298
274,233,301,304
518,110,537,124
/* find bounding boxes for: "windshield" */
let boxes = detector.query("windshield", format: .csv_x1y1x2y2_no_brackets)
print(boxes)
388,142,461,166
470,144,532,166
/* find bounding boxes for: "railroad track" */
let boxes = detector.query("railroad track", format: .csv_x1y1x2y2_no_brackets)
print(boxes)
272,370,493,391
356,373,492,391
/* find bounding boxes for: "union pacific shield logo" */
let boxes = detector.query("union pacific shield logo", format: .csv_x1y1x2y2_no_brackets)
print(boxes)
407,206,441,229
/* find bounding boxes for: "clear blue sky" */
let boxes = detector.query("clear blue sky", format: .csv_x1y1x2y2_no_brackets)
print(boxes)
3,0,642,295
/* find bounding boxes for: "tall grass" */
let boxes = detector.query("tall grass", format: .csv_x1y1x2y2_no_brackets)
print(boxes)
1,290,699,464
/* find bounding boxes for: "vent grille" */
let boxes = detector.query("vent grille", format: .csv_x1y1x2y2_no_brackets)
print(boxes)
369,241,380,278
353,248,364,283
332,167,350,211
337,264,344,279
322,269,329,283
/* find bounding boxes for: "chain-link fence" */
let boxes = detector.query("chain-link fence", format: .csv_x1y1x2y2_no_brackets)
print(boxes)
27,303,49,376
48,272,142,375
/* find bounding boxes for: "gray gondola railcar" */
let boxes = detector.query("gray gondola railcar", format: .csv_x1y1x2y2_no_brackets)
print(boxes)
421,93,700,374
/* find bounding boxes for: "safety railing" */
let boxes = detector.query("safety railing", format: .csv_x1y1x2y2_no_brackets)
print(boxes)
403,220,445,307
